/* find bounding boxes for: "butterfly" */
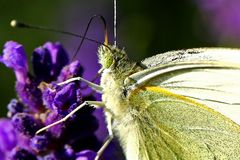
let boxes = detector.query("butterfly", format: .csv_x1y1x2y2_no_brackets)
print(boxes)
38,45,240,160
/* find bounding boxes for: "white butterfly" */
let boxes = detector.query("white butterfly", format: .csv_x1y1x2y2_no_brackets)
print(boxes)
39,47,240,160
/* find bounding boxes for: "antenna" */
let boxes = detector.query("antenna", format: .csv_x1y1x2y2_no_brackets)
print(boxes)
114,0,117,46
72,15,109,60
10,19,110,49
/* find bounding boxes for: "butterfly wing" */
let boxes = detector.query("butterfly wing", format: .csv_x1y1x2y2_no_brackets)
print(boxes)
127,86,240,159
141,48,240,67
128,48,240,124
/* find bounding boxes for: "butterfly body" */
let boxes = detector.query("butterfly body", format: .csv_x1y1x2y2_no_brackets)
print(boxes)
98,46,240,160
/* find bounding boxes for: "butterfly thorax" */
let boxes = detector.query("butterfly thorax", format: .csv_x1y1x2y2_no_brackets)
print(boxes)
98,45,143,117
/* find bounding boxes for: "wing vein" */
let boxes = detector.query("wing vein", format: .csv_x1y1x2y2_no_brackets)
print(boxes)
184,95,240,105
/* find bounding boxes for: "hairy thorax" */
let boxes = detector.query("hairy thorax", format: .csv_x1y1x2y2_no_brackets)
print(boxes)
100,69,141,160
100,69,129,117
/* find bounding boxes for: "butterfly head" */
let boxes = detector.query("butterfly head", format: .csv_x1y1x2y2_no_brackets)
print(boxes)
98,45,128,70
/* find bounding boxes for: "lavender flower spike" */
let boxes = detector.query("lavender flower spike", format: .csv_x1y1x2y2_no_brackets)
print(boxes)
0,41,114,160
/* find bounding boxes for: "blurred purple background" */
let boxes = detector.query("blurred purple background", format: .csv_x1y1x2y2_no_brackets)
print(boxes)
1,0,240,146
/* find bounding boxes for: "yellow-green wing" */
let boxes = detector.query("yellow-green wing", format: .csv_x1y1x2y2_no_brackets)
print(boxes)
128,86,240,160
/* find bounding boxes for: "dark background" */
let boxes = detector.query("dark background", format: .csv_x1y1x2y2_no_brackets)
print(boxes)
0,0,240,118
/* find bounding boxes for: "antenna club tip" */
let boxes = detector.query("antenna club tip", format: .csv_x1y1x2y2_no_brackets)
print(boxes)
10,19,27,28
10,19,18,27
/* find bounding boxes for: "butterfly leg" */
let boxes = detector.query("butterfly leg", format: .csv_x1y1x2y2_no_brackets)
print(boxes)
36,101,105,134
95,114,114,160
57,76,103,93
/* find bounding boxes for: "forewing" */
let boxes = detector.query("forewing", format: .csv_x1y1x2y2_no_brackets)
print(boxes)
128,48,240,124
129,87,240,159
141,48,240,67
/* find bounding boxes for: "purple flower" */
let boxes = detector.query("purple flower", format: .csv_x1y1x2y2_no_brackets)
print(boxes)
0,119,17,153
12,113,43,137
40,82,58,111
10,148,37,160
43,42,69,78
0,41,123,160
57,60,83,82
0,41,43,112
32,46,53,81
0,150,4,160
63,145,75,159
16,78,44,112
0,41,28,84
53,83,82,115
7,99,27,117
32,42,69,82
42,145,75,160
76,150,97,160
30,133,51,152
44,111,66,138
0,119,30,160
41,82,82,116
